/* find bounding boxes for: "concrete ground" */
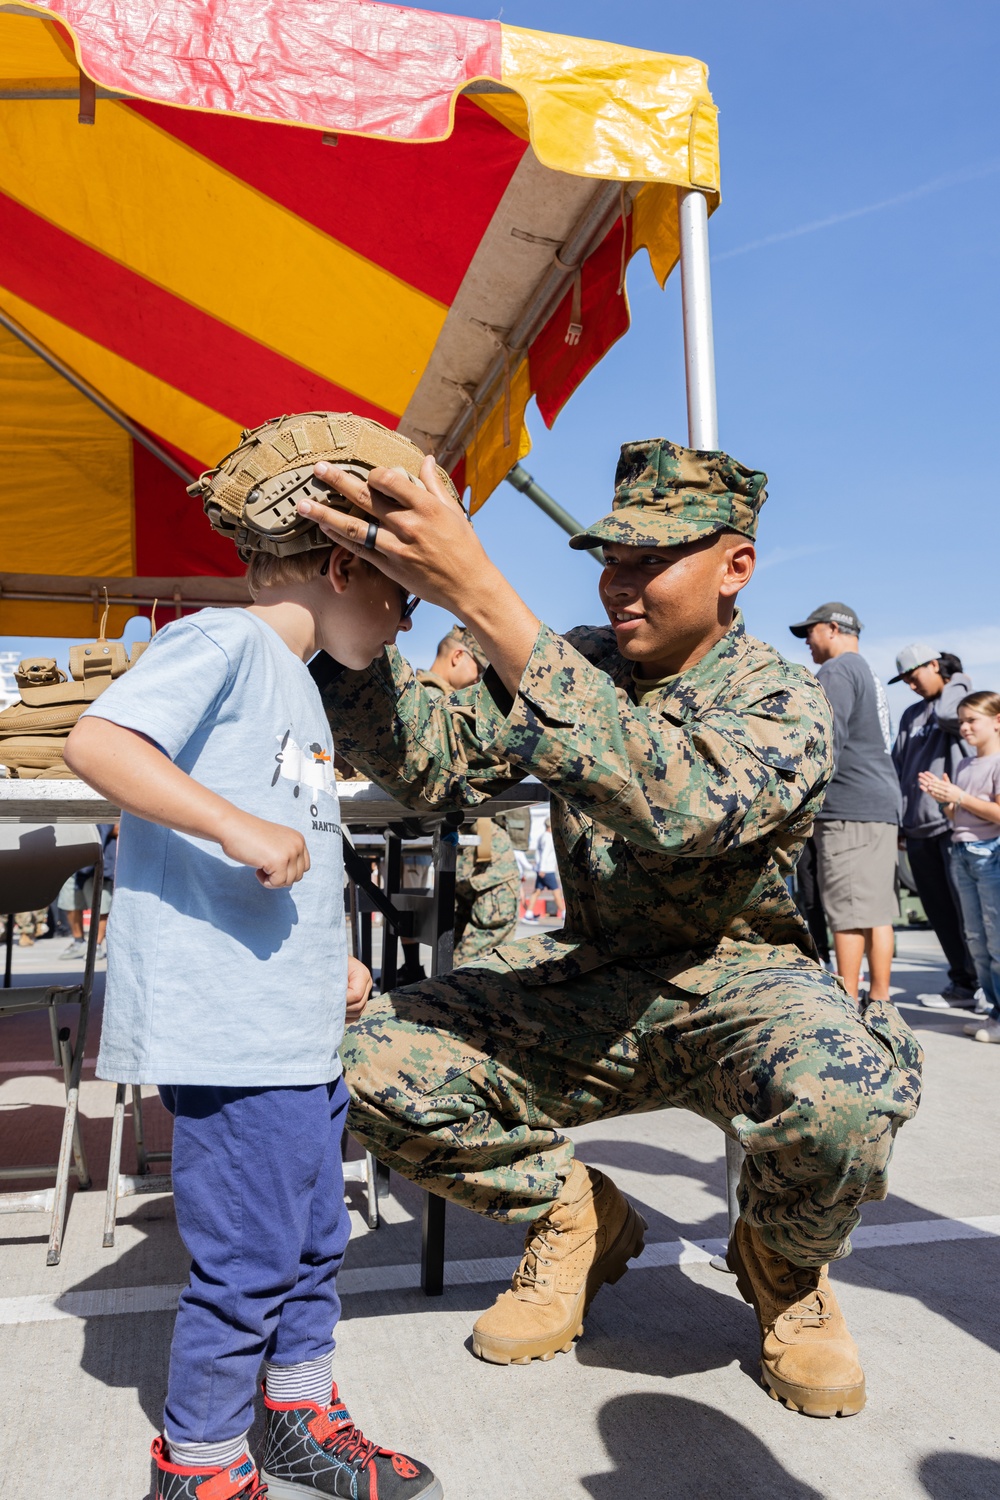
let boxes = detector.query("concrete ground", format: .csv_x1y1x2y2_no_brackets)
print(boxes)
1,923,999,1500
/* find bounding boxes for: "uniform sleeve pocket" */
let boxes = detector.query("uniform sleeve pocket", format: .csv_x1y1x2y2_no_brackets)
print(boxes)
861,996,924,1078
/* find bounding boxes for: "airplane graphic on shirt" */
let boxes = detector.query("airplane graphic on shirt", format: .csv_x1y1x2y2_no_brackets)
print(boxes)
271,730,337,816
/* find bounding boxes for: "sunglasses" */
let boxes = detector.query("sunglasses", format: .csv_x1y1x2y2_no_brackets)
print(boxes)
320,553,419,621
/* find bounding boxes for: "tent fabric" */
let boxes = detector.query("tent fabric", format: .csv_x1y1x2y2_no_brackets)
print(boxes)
15,0,720,188
0,3,719,638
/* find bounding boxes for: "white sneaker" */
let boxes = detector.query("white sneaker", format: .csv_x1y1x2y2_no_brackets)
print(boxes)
973,989,991,1016
919,992,974,1010
61,938,84,957
972,1020,1000,1044
95,940,107,960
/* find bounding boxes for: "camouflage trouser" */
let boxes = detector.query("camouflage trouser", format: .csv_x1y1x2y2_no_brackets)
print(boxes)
453,875,520,967
343,955,923,1267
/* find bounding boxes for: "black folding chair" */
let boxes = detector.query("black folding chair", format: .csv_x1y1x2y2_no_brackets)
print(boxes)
0,822,103,1264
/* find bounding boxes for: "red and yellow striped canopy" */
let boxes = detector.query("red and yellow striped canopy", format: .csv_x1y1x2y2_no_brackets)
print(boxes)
0,0,719,636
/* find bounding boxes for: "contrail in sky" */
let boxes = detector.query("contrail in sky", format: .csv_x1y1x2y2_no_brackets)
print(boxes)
712,159,1000,262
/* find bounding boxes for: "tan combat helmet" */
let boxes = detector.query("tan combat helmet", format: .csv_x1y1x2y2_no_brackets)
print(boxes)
188,411,462,561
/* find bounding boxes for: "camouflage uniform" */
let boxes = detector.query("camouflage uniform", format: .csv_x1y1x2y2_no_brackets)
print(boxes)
415,667,520,966
321,440,922,1268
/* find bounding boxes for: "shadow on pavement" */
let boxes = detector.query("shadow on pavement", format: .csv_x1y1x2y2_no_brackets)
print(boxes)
576,1133,729,1239
919,1450,1000,1498
62,1215,185,1433
581,1393,823,1500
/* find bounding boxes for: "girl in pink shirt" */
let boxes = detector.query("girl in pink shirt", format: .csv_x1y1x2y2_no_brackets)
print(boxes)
920,691,1000,1043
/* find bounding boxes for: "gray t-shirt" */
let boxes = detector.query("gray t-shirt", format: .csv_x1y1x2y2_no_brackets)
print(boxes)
815,653,901,824
953,753,1000,843
84,609,347,1087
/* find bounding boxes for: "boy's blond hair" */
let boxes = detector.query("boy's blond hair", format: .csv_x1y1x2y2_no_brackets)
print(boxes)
245,547,334,599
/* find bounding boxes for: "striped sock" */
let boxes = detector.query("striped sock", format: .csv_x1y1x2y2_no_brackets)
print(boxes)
165,1434,250,1471
264,1352,334,1407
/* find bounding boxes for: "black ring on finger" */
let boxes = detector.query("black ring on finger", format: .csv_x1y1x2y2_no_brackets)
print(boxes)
363,519,379,552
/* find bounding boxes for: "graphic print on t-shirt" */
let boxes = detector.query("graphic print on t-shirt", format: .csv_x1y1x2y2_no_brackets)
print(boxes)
271,728,337,816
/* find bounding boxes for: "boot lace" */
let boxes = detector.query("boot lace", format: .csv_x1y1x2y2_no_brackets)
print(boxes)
781,1289,832,1329
768,1250,831,1327
512,1225,558,1291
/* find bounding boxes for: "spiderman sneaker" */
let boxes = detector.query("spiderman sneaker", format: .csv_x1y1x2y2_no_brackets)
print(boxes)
260,1383,442,1499
151,1437,266,1499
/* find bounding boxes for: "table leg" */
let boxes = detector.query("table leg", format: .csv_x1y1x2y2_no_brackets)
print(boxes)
421,1193,446,1296
381,831,402,991
417,819,461,1295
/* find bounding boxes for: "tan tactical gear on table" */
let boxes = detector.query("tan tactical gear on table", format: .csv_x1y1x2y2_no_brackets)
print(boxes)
0,608,148,778
188,411,461,561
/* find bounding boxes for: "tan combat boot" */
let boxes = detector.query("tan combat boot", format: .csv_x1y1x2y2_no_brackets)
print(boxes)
726,1217,866,1417
471,1160,646,1365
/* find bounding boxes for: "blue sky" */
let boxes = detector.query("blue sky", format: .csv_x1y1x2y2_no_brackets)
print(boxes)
4,0,998,726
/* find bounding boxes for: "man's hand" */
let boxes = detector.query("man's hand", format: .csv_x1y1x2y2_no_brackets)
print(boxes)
296,455,541,695
302,455,489,613
345,955,373,1021
217,810,310,888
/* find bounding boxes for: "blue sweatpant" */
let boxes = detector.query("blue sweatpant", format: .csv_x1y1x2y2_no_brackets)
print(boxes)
158,1077,352,1445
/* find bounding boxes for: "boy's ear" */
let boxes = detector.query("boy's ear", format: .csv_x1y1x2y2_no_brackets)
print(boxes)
324,545,354,596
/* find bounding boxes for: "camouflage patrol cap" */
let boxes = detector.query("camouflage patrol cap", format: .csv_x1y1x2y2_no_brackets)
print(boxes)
441,624,489,672
188,411,462,562
568,439,767,552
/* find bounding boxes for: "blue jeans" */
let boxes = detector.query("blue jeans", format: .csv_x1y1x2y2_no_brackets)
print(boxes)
158,1077,351,1445
950,838,1000,1017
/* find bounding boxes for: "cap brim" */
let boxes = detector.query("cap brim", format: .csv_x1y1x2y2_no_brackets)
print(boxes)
568,512,729,552
888,657,934,684
788,622,813,639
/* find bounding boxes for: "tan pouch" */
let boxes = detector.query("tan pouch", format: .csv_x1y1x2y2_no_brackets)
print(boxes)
11,761,74,780
0,593,157,779
0,735,73,770
68,638,130,682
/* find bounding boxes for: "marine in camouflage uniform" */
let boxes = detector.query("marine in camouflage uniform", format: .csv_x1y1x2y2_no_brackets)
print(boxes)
415,626,521,966
313,437,923,1416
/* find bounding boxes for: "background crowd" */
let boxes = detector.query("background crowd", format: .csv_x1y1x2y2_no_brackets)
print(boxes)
788,603,1000,1044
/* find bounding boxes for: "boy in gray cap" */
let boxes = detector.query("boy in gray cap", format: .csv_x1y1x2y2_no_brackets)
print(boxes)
789,602,900,1004
301,436,922,1421
891,643,978,1004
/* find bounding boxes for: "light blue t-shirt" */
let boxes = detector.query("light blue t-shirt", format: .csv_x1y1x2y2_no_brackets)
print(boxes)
84,609,347,1087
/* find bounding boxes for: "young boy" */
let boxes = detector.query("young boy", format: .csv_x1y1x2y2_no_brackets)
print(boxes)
65,414,445,1500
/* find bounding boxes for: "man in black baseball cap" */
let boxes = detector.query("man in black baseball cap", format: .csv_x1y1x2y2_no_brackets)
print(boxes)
788,601,901,1009
789,602,863,640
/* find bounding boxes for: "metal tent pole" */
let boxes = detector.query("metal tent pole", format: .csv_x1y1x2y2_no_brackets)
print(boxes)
678,189,719,450
679,187,745,1265
504,463,603,563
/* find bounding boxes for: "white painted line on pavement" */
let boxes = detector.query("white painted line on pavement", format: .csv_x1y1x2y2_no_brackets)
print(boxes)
2,1215,998,1327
